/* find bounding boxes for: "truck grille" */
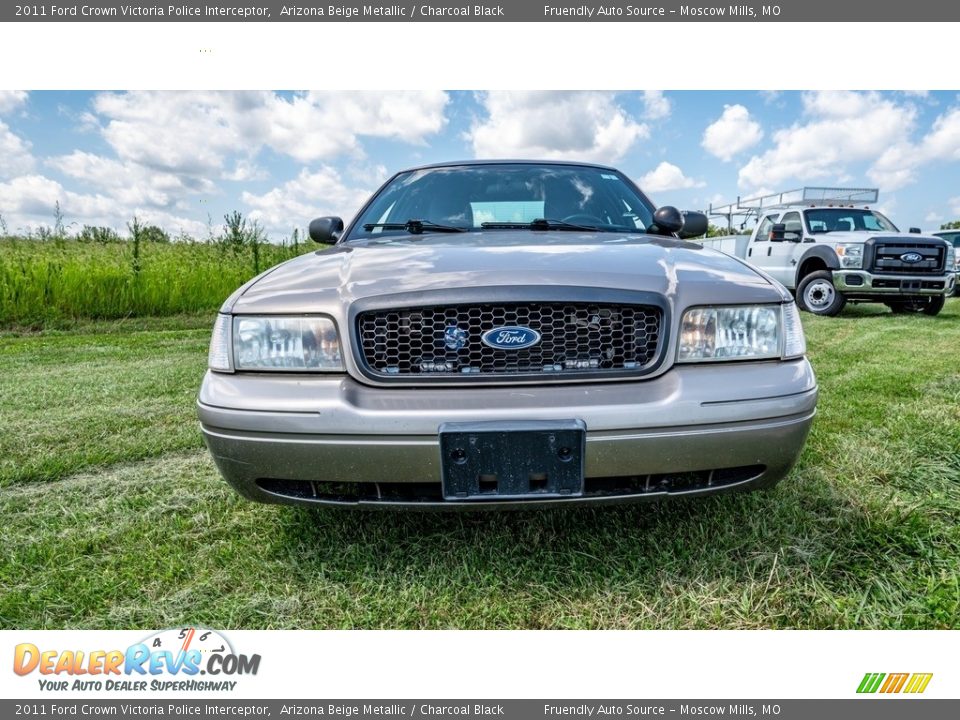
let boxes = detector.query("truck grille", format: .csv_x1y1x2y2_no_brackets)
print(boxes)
356,302,663,381
871,241,945,274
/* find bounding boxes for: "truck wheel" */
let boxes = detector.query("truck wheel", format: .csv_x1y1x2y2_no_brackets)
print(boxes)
923,296,946,316
797,271,846,316
886,296,946,316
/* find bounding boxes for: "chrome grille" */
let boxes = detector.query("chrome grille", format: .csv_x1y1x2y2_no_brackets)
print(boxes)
871,241,945,274
356,302,663,380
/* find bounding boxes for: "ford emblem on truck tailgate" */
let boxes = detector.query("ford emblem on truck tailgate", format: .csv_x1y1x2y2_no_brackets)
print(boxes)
481,326,542,350
901,252,924,263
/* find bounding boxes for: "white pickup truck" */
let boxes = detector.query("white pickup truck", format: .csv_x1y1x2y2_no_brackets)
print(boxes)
702,187,956,316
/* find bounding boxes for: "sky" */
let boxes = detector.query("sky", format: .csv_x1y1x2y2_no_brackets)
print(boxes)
1,90,960,240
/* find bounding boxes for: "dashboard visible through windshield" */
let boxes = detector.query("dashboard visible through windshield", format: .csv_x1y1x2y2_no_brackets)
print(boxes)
346,163,657,240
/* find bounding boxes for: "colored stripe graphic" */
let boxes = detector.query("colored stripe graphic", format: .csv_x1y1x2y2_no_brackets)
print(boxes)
857,673,885,693
904,673,933,694
880,673,909,693
857,672,932,694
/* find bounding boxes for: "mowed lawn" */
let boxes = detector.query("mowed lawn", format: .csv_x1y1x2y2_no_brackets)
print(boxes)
1,303,958,629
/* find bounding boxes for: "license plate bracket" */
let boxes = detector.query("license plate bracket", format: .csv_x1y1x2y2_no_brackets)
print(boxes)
439,420,586,500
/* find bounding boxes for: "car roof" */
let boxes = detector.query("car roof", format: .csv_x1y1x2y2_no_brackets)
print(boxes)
396,159,621,173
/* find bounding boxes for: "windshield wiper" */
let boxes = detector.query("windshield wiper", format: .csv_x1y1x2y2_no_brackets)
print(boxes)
361,219,467,234
481,218,604,232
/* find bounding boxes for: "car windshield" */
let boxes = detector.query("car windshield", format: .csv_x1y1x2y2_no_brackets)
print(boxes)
346,163,657,239
804,208,898,233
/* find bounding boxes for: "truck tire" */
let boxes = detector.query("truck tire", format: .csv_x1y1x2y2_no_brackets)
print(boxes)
886,296,946,316
797,271,846,316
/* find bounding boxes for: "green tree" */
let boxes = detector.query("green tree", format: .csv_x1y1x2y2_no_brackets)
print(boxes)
140,225,170,243
940,220,960,230
78,225,122,243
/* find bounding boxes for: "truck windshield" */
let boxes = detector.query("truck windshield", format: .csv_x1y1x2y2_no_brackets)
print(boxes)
804,208,898,234
346,163,657,239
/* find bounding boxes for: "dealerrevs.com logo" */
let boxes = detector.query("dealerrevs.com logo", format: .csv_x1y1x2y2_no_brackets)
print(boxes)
13,628,261,692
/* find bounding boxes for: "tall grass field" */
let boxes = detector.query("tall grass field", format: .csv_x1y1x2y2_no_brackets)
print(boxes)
0,215,315,327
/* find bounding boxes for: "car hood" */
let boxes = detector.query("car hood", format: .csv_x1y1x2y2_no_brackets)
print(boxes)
228,231,787,314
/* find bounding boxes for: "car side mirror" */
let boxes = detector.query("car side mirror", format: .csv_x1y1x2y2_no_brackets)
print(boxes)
909,227,921,234
678,211,708,239
769,223,787,242
652,206,684,234
308,216,344,244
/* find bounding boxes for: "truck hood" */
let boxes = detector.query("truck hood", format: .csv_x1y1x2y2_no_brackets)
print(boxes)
817,230,945,243
229,231,787,314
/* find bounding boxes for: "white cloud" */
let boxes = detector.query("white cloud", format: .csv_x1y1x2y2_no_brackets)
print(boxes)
221,159,267,182
639,162,704,192
951,196,960,216
702,104,763,162
241,166,373,235
0,120,34,179
0,172,208,236
5,91,449,236
642,91,671,120
92,90,449,173
869,106,960,189
760,91,782,105
0,173,118,224
738,91,917,189
924,211,943,224
0,91,28,115
468,91,649,165
260,91,449,163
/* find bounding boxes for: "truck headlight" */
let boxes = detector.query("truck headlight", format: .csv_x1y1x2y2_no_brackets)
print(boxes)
208,314,344,372
835,243,863,269
678,303,805,362
946,243,957,270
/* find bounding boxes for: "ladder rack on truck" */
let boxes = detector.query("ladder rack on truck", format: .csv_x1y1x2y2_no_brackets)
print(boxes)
707,187,880,232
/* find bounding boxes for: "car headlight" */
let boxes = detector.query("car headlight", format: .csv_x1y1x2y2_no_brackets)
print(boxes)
208,314,344,372
835,243,864,269
782,301,807,358
208,313,233,372
946,243,957,270
678,303,806,362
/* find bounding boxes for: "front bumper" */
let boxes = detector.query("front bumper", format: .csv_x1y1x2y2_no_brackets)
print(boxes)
833,269,955,295
198,359,818,509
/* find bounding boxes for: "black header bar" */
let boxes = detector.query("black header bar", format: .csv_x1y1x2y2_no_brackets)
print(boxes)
4,0,957,23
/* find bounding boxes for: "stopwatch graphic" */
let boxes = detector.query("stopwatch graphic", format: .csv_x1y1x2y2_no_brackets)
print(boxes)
140,627,234,660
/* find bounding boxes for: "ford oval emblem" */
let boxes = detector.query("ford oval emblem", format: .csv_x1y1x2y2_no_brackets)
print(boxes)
901,252,924,263
481,326,542,350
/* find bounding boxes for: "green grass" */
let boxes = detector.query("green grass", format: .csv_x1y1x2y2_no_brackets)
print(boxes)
0,236,315,327
1,302,959,629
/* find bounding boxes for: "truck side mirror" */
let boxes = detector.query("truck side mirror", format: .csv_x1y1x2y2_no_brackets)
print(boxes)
309,216,344,244
769,223,787,242
909,227,921,234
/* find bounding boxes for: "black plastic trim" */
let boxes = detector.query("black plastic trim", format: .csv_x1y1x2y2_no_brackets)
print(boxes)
864,236,949,274
348,286,671,386
794,246,840,286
